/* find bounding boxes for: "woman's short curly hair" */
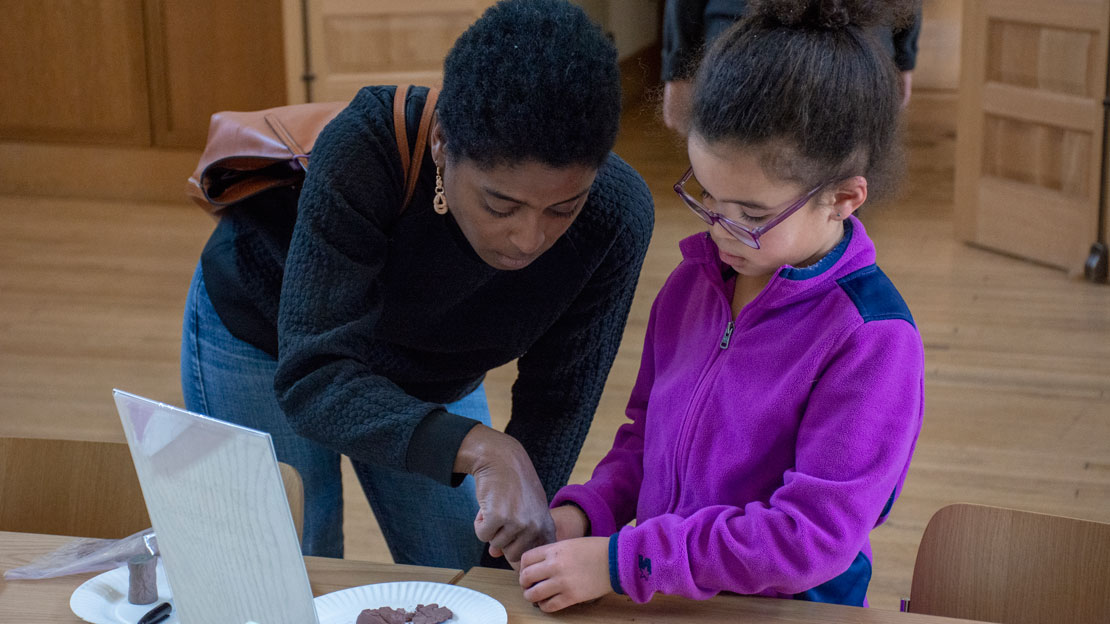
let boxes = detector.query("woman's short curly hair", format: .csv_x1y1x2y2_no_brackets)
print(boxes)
437,0,621,170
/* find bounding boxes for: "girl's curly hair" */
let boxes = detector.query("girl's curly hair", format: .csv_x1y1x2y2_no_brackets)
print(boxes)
692,0,919,203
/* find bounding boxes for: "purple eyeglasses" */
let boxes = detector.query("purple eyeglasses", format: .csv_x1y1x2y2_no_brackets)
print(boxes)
673,167,826,249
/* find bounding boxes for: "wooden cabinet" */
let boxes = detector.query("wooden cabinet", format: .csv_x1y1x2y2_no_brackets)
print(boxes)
0,0,286,149
0,0,151,145
144,0,287,148
289,0,497,104
956,0,1109,275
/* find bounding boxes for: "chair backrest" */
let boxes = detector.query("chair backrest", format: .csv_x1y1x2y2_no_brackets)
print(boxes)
0,437,305,547
0,437,150,538
907,503,1110,624
278,461,304,543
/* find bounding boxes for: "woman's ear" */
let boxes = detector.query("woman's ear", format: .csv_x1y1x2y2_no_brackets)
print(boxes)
429,114,446,168
827,175,867,221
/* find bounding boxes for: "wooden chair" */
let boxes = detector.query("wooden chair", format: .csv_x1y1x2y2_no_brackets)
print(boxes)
278,461,304,543
0,437,305,544
0,437,150,539
906,503,1110,624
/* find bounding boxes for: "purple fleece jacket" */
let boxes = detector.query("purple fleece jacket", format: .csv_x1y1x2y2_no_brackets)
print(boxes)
552,217,924,605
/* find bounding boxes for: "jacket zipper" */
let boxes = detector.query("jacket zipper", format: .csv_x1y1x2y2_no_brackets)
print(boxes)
666,268,736,513
667,346,729,513
668,263,786,510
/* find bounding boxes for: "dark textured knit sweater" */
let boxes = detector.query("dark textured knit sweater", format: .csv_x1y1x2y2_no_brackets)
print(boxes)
200,86,654,498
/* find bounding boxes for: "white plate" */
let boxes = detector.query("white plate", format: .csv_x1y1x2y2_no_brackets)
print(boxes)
69,559,177,624
313,581,507,624
71,568,502,624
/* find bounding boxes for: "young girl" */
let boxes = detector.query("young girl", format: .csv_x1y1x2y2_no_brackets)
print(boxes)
518,0,924,611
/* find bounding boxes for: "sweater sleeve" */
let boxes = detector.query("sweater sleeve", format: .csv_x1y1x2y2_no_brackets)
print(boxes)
550,296,659,537
892,5,922,71
273,88,479,485
662,0,711,81
613,319,924,603
507,179,654,501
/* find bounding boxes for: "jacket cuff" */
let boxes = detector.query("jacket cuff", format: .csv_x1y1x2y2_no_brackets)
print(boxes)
405,408,481,486
609,532,624,595
551,484,617,537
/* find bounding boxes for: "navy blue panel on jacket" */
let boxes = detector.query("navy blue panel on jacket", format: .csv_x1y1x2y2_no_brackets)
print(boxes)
837,265,916,328
794,551,872,606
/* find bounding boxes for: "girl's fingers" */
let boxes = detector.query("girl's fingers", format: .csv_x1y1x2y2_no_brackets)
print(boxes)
537,593,573,613
519,544,549,569
522,578,560,603
518,558,551,589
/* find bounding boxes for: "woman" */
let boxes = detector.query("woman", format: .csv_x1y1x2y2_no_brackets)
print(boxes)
180,0,653,568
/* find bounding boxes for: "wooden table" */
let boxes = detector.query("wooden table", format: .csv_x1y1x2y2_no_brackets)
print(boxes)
3,531,986,623
457,567,986,624
0,531,461,622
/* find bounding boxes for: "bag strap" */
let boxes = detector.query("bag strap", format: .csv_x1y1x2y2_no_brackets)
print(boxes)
393,85,440,215
264,114,310,172
393,85,412,186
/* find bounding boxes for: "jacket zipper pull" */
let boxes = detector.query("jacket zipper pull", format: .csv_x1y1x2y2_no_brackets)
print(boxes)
720,321,734,349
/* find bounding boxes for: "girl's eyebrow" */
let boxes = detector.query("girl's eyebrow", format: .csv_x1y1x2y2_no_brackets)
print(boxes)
482,187,590,208
716,196,771,211
699,185,770,211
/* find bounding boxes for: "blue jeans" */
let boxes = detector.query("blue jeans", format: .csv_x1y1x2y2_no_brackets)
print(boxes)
180,264,488,567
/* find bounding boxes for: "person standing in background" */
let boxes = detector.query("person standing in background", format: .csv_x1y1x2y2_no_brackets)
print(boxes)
661,0,922,134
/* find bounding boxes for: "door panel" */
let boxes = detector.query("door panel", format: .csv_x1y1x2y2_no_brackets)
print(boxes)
306,0,496,103
144,0,287,148
956,0,1108,273
0,0,150,145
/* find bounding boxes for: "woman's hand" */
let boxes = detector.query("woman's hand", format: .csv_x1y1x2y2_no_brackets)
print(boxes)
551,504,589,541
454,425,555,565
518,537,612,612
901,70,913,108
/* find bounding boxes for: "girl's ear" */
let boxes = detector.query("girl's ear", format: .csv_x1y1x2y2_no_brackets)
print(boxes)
429,114,446,168
827,175,868,221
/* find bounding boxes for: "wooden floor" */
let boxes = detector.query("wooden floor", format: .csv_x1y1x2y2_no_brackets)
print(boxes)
1,93,1108,610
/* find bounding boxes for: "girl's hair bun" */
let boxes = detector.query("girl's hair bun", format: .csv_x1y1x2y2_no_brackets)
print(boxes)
749,0,917,31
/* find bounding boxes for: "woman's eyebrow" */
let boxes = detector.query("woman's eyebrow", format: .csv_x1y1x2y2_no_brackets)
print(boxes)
483,187,590,208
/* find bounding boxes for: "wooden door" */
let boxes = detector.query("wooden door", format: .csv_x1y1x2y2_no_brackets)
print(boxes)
144,0,288,148
916,0,963,91
301,0,497,103
955,0,1109,274
0,0,151,145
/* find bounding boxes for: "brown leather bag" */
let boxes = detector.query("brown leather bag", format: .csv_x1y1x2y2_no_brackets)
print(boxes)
186,85,439,216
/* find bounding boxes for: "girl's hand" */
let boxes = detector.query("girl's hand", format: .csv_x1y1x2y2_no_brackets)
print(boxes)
551,504,589,541
518,537,612,612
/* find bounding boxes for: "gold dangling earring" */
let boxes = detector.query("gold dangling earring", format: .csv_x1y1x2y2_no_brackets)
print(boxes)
434,166,449,215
